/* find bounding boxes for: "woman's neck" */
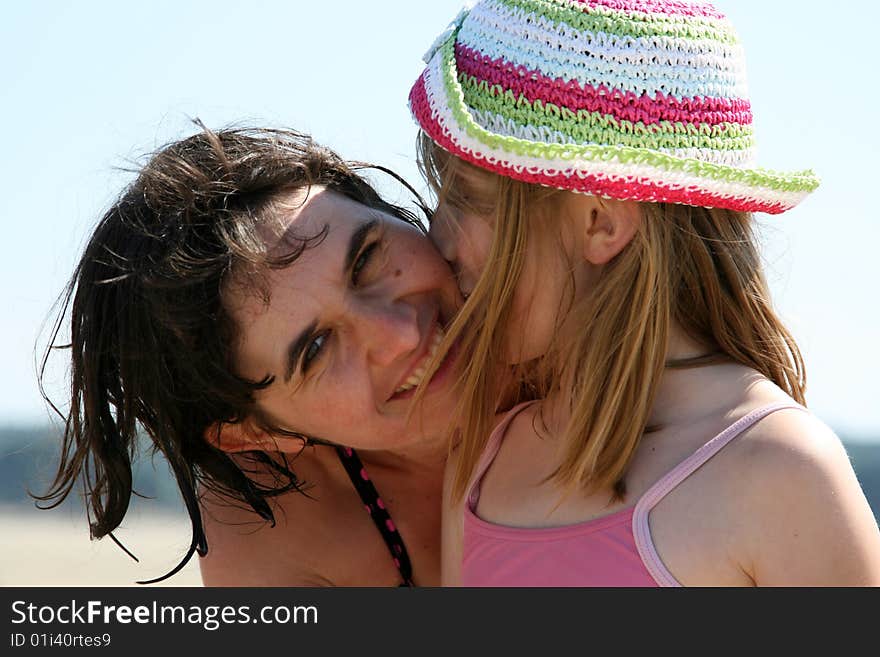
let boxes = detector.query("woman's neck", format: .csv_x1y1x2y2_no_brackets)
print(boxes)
355,433,449,476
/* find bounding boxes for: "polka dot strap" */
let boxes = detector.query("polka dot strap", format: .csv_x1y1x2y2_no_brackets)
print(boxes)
336,446,414,586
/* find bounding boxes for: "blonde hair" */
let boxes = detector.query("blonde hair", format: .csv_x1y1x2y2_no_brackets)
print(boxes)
417,133,806,504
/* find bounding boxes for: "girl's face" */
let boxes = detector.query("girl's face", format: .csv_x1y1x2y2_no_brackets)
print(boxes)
224,187,463,452
429,167,587,365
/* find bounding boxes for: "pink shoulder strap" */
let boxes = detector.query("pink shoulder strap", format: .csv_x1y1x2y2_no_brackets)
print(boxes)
632,401,808,586
465,400,539,511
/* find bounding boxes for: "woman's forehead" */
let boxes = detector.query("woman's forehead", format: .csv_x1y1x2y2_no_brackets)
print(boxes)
230,188,372,309
265,186,367,249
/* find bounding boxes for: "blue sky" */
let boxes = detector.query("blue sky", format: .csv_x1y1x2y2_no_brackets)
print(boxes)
2,1,878,440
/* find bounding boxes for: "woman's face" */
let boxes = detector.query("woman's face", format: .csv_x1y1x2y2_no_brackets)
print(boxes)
224,187,462,451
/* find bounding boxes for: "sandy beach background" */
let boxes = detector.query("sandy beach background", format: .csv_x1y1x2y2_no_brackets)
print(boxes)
0,426,203,587
0,506,202,587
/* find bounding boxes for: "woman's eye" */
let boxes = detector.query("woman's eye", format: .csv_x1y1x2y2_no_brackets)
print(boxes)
352,242,378,285
302,331,329,372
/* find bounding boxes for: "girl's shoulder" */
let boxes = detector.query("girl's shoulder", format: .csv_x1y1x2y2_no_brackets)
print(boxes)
710,379,851,513
444,405,532,493
678,370,844,484
729,398,860,526
721,390,880,584
727,391,848,488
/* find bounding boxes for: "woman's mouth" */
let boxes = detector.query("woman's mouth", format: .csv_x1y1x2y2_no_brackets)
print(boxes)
392,325,445,395
389,324,458,401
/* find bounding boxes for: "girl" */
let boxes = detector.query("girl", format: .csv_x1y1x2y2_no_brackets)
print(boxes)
409,0,880,585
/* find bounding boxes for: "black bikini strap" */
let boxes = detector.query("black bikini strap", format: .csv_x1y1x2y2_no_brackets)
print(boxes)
336,446,414,586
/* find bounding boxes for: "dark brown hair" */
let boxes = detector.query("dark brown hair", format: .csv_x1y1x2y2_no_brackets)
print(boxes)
36,123,428,583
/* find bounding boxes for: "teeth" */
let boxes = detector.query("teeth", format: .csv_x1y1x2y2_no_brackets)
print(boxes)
394,326,446,394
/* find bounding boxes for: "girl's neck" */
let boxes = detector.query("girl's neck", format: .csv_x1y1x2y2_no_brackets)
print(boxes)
541,324,763,435
647,326,764,429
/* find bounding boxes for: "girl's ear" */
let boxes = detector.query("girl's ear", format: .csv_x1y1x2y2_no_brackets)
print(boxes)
203,417,297,454
577,197,642,265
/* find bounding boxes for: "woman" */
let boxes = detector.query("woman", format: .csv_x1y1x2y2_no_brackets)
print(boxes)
38,124,463,586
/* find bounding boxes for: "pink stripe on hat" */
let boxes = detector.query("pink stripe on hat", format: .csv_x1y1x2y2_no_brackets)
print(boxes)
455,43,752,127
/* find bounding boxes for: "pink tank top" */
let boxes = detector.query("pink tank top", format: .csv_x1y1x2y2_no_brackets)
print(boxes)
462,400,806,586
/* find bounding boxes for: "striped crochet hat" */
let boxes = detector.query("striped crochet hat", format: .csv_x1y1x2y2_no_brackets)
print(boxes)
409,0,819,214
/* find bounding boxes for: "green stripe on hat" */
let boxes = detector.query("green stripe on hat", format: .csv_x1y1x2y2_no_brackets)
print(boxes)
460,75,755,152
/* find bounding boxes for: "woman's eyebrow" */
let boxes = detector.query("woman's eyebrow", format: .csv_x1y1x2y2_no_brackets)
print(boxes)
343,218,379,273
282,217,380,384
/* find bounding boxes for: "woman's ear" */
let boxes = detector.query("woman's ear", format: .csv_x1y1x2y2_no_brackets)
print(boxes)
203,417,299,454
576,197,642,265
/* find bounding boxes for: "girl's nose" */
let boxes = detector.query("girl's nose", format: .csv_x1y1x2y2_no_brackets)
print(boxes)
353,298,421,367
429,211,471,295
428,209,458,265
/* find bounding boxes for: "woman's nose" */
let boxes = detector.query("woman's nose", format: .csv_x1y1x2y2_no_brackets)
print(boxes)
353,298,421,367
